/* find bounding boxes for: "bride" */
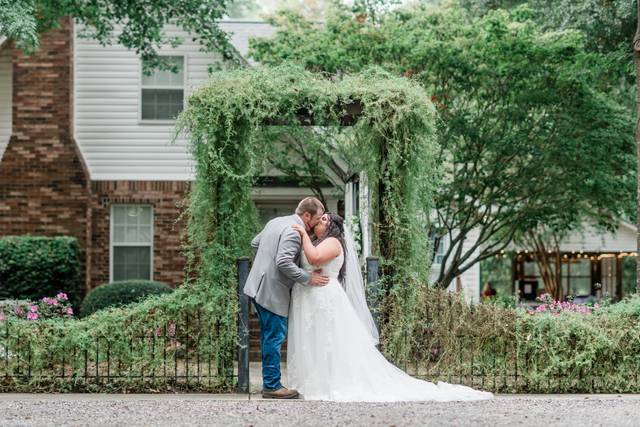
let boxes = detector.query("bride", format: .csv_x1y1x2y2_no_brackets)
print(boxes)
288,212,493,402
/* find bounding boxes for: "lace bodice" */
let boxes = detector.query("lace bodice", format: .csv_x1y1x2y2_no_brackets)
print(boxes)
301,251,344,280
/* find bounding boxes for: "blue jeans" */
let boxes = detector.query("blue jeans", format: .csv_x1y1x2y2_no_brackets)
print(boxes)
253,301,287,391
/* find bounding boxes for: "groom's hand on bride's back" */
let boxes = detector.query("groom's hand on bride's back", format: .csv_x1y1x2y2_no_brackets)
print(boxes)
310,270,329,286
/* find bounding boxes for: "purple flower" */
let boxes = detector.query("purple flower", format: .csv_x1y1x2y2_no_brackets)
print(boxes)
26,312,38,321
56,292,68,301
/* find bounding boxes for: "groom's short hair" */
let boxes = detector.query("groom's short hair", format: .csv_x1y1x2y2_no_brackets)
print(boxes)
296,197,324,216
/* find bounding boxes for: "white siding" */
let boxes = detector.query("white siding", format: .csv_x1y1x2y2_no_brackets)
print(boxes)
557,222,637,253
219,21,276,63
429,228,481,303
454,227,481,303
74,21,275,180
504,222,638,254
0,47,11,160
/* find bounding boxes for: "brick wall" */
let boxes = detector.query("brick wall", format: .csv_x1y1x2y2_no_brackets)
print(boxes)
0,18,92,291
89,180,190,290
0,19,191,294
0,24,261,362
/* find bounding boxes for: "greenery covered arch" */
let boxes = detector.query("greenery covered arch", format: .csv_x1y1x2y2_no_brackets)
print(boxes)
178,64,440,358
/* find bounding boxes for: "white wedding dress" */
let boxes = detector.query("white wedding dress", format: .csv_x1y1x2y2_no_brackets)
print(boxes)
287,251,494,402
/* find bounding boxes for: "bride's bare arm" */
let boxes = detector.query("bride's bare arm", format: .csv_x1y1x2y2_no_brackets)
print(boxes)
292,225,341,266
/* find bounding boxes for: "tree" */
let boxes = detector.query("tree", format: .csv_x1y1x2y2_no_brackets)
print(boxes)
458,0,639,295
458,0,636,55
457,0,636,115
0,0,240,72
251,3,636,289
635,1,640,294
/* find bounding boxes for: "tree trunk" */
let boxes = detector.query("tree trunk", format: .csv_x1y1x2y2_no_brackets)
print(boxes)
635,1,640,294
528,232,562,300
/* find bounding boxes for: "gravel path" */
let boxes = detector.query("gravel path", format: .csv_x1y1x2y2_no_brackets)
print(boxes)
1,394,639,426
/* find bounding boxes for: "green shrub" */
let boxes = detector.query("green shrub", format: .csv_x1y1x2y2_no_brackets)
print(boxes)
80,280,174,317
481,293,517,308
402,288,640,393
0,236,81,304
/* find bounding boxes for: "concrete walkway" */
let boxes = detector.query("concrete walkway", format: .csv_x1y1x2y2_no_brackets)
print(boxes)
1,393,640,426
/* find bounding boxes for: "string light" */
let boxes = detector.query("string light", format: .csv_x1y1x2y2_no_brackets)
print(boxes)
506,251,637,261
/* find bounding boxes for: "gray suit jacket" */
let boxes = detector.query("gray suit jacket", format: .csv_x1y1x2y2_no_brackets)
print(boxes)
243,214,311,317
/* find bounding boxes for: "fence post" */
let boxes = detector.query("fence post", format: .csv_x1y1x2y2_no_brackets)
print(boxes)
237,257,250,394
366,256,380,331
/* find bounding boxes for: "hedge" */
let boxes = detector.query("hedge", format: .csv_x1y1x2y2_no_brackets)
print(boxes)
402,288,640,393
79,280,174,317
0,236,81,304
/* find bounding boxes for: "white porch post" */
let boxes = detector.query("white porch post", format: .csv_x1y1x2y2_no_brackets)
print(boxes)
359,172,371,258
344,182,354,220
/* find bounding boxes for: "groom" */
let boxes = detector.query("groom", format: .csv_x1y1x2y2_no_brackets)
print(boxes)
244,197,330,399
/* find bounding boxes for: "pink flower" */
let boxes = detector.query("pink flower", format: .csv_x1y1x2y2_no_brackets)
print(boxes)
14,306,24,316
168,322,176,337
30,305,38,313
42,297,58,306
65,307,74,316
0,312,5,322
26,312,38,321
56,293,68,301
155,327,162,337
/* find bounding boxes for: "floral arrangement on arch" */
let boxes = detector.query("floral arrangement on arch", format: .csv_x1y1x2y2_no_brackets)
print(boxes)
0,293,74,322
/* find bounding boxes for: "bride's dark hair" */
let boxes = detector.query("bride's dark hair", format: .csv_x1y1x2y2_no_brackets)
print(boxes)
314,212,347,283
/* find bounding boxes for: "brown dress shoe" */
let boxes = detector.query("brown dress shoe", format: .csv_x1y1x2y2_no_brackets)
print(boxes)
262,387,300,399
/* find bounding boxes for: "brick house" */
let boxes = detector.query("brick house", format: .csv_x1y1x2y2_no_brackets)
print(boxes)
0,19,353,296
2,19,634,305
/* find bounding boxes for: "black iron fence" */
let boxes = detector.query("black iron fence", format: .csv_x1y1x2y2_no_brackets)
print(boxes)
2,256,640,394
0,310,234,392
400,291,640,394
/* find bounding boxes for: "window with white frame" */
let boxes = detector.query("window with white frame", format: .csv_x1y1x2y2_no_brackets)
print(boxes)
140,56,184,120
429,233,447,265
111,205,153,281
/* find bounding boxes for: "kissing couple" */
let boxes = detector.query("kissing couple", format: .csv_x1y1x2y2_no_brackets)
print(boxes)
244,197,493,401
